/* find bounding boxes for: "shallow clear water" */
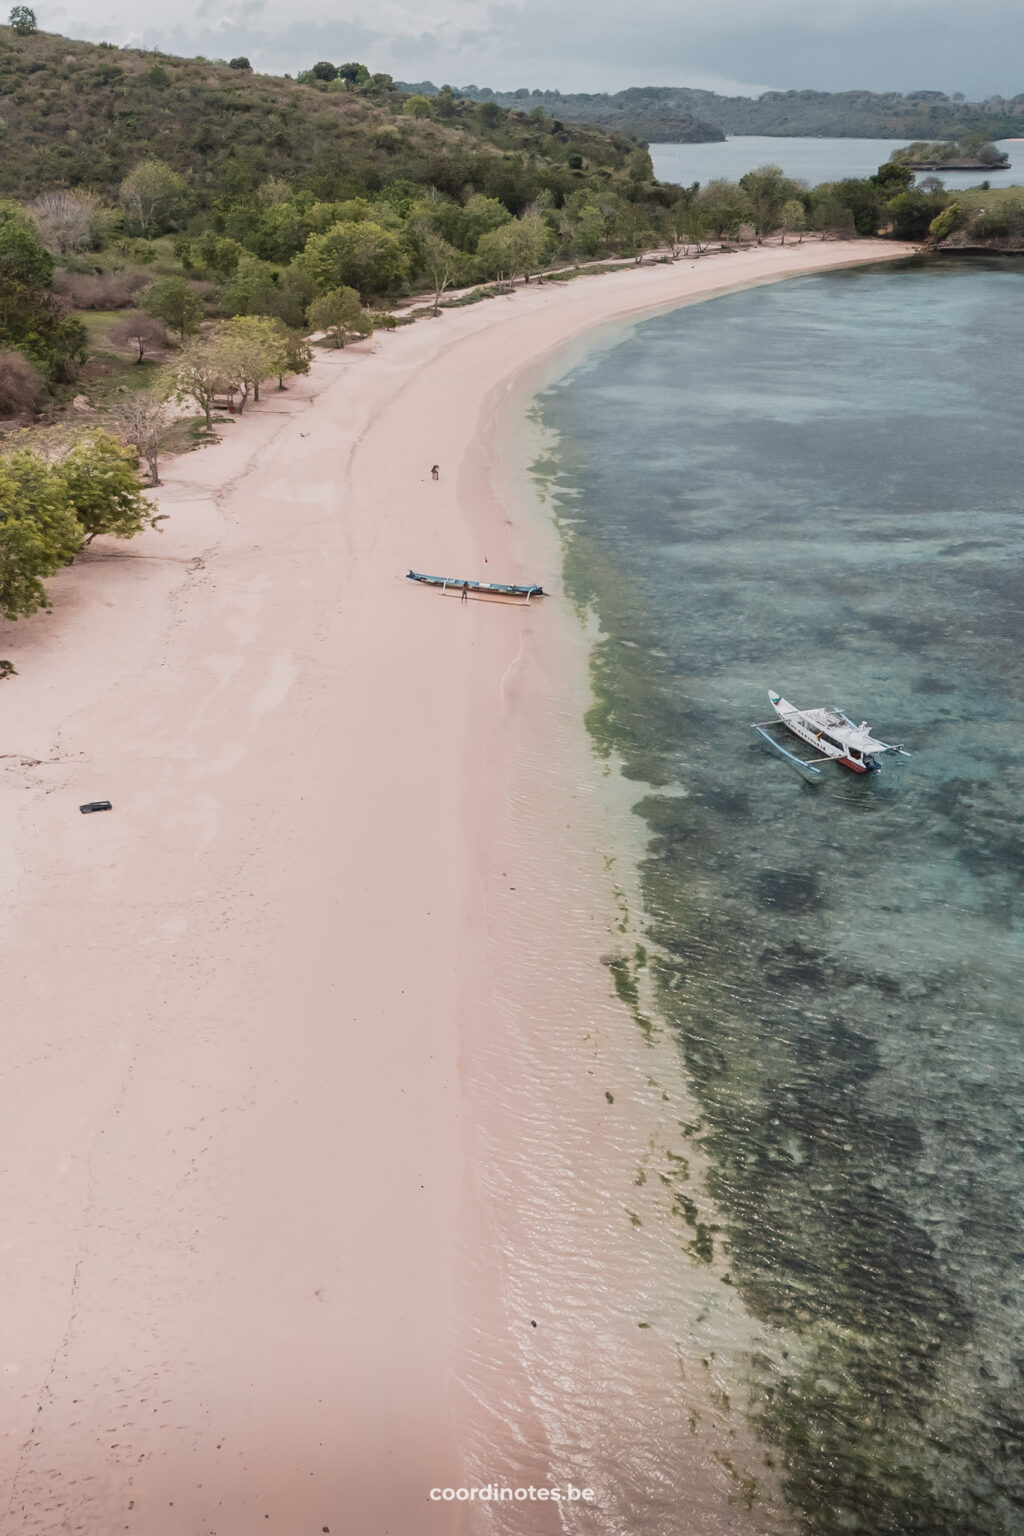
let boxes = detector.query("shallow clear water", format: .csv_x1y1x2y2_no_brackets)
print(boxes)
651,136,1024,191
534,257,1024,1534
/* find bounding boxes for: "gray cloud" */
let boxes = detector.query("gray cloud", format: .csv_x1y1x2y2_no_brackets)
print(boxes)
51,0,1024,97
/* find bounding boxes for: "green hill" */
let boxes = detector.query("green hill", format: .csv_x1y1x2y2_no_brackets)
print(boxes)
1,25,683,425
0,27,635,207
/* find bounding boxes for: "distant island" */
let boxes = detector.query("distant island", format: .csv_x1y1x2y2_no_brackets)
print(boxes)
888,137,1011,171
397,82,1024,146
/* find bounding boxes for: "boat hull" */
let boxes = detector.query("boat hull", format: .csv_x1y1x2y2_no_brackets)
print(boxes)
407,569,544,598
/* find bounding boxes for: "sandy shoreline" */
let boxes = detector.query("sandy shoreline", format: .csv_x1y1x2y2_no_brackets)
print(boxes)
0,239,915,1535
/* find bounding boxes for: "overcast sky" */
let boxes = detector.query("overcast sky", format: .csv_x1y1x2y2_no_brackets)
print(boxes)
46,0,1024,98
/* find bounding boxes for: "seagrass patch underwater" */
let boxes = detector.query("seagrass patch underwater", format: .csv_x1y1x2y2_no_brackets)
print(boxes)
534,257,1024,1535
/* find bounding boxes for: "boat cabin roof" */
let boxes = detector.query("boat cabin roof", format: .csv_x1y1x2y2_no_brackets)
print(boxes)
802,706,882,753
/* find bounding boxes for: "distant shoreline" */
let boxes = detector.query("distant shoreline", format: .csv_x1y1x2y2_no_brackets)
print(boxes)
903,158,1011,171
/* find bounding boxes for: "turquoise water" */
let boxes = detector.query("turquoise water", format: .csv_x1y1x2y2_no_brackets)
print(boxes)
536,257,1024,1534
651,137,1024,191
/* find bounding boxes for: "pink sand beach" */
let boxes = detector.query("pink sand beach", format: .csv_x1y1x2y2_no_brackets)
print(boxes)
0,240,915,1535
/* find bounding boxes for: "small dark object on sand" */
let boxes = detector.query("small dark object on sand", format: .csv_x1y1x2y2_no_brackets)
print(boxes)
80,800,112,814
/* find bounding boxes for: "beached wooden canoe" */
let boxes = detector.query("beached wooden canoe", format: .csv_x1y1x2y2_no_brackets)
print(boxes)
407,570,545,598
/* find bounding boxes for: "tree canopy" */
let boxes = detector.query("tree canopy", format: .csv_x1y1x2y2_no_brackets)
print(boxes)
476,212,551,283
8,5,36,34
0,433,154,619
141,276,203,338
54,433,155,544
119,159,191,237
300,220,409,301
0,199,54,288
308,287,374,347
740,165,800,242
0,201,86,386
0,449,82,618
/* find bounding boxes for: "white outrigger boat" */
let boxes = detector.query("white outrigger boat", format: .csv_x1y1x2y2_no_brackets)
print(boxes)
752,691,911,778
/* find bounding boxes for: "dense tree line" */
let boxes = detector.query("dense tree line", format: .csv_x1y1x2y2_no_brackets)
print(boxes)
399,82,725,145
440,82,1024,144
0,140,981,431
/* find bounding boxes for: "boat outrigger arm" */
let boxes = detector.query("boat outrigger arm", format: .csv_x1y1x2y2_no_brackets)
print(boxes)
751,721,832,777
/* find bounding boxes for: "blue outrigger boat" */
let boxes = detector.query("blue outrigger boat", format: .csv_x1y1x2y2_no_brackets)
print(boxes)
407,569,545,600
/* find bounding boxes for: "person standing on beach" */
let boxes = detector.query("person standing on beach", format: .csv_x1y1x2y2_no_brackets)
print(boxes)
431,464,440,480
461,583,469,604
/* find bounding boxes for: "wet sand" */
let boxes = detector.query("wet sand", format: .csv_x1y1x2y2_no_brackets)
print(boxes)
0,240,914,1535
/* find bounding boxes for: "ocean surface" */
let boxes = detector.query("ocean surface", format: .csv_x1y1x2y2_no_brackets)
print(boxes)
651,136,1024,191
533,256,1024,1534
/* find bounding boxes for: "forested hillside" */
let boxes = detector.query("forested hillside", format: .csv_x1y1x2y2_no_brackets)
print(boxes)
404,82,1024,144
0,25,634,205
0,22,672,434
